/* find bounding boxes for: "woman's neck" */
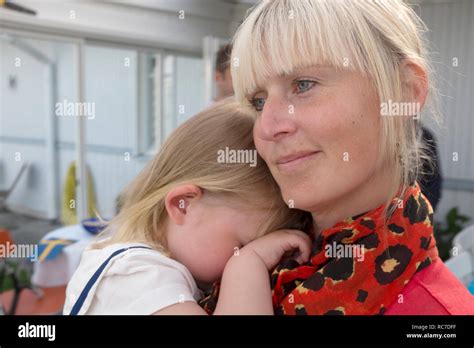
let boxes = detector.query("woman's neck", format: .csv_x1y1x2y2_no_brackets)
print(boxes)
311,166,396,236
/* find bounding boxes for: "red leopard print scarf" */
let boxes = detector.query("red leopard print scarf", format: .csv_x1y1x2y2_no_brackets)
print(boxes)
199,182,439,315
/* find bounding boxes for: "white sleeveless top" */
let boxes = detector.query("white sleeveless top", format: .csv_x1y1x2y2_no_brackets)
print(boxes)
64,243,203,315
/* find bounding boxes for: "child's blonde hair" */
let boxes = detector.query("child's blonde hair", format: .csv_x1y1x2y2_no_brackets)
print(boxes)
231,0,441,220
96,98,310,252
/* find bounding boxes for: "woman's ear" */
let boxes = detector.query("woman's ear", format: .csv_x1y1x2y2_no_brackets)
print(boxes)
401,59,429,110
165,185,202,225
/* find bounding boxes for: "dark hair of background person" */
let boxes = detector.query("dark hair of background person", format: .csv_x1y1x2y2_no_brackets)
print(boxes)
419,126,443,211
215,44,232,74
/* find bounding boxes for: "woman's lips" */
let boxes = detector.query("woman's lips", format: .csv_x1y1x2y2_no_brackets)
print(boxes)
276,151,321,171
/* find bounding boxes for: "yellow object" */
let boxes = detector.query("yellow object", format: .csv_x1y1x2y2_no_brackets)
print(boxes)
60,161,98,225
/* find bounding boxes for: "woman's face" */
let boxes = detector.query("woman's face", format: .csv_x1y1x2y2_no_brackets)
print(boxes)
251,66,387,226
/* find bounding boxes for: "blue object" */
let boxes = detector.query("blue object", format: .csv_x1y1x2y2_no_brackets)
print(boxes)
36,238,76,262
468,280,474,295
81,218,107,235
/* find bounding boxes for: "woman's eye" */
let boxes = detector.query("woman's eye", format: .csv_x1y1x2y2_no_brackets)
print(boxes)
294,80,317,94
250,97,266,111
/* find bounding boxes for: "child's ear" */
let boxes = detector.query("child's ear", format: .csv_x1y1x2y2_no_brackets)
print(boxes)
165,185,202,225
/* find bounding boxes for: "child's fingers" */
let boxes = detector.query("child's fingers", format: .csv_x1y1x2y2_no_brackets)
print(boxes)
293,237,312,264
282,232,312,264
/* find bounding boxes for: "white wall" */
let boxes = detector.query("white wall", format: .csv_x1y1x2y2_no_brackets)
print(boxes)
417,0,474,223
0,38,62,218
0,38,146,218
0,0,234,220
175,56,206,128
1,0,233,53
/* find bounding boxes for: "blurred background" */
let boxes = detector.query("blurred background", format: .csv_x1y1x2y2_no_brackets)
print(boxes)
0,0,472,314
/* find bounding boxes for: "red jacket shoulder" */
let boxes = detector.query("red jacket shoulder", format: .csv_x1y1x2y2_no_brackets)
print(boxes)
386,259,474,315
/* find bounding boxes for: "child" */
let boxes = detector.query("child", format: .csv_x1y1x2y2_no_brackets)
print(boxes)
63,99,312,315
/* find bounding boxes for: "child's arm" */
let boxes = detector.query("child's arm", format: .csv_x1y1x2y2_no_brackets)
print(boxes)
213,247,274,314
153,301,207,315
213,229,311,315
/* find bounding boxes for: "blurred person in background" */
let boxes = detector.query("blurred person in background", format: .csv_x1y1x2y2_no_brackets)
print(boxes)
213,44,234,102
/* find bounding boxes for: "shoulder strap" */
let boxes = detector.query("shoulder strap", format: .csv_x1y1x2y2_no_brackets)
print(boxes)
68,246,152,315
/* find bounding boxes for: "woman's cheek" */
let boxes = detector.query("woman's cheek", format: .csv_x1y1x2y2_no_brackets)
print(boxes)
254,131,271,163
339,116,380,177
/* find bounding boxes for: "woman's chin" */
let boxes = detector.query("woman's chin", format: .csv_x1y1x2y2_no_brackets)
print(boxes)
282,193,316,212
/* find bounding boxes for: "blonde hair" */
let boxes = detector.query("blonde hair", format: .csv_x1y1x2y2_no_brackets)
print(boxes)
231,0,440,220
95,98,310,252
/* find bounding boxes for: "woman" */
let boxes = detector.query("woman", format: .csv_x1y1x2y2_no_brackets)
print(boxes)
201,0,474,315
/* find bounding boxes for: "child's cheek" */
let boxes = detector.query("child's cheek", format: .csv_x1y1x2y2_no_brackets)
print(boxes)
192,249,232,284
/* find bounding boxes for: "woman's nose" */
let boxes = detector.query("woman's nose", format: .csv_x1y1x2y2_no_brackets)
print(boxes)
255,97,297,142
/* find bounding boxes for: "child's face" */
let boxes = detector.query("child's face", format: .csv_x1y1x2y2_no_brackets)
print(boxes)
166,191,269,287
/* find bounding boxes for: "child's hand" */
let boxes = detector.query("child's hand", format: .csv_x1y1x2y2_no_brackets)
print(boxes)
239,229,312,270
215,230,311,314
